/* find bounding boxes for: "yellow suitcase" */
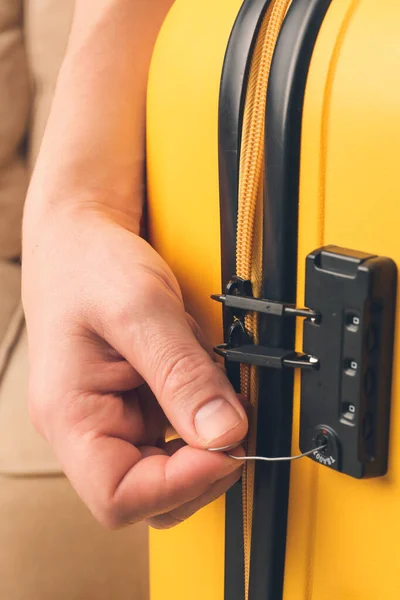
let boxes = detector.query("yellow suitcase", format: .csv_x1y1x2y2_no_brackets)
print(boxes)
146,1,400,599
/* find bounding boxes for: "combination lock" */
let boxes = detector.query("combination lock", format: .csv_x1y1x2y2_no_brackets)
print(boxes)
300,246,397,479
212,245,397,479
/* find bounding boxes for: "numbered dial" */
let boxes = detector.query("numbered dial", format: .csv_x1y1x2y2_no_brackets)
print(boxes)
312,426,340,471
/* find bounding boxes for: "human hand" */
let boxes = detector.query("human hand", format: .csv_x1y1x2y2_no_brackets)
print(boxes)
22,205,248,529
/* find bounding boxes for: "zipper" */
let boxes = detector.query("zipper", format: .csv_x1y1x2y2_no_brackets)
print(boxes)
236,2,292,597
218,1,334,599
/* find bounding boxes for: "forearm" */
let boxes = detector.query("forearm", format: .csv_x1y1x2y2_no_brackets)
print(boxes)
26,0,173,228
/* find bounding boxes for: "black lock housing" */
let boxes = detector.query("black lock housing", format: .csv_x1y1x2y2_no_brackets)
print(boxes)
212,245,397,479
300,246,397,478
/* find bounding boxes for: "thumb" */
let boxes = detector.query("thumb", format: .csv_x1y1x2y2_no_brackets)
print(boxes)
113,288,248,449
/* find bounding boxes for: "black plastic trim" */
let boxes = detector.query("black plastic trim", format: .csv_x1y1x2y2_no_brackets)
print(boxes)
218,4,274,600
248,2,333,600
218,0,273,298
218,1,333,599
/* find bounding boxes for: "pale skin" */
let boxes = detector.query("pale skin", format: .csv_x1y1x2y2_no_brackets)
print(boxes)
22,0,248,529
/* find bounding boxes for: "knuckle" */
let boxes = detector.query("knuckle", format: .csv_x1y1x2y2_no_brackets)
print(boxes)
94,484,143,531
146,513,185,530
104,294,136,334
160,350,212,403
89,492,126,529
95,505,127,530
106,275,180,337
137,262,182,304
27,369,79,440
185,313,213,356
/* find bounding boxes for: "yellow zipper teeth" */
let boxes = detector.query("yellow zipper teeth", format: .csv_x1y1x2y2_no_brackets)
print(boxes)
236,2,292,598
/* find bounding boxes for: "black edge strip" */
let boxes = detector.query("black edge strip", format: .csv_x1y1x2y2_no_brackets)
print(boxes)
249,2,333,600
218,0,273,300
218,3,274,600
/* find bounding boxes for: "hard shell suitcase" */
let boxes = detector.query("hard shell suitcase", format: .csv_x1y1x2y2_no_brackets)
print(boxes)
146,1,400,599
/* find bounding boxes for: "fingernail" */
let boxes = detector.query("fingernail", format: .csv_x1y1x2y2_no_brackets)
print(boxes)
194,399,243,445
207,439,246,452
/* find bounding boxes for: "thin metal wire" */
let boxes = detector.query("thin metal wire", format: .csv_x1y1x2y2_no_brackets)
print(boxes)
227,444,327,463
208,441,247,452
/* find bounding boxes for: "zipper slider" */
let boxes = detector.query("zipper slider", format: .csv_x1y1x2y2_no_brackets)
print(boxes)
212,292,319,320
214,343,319,370
211,277,320,371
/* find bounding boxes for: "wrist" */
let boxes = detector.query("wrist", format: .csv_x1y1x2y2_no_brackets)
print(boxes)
23,184,143,244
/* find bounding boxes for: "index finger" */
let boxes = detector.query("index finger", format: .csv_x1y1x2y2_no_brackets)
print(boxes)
57,418,243,527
